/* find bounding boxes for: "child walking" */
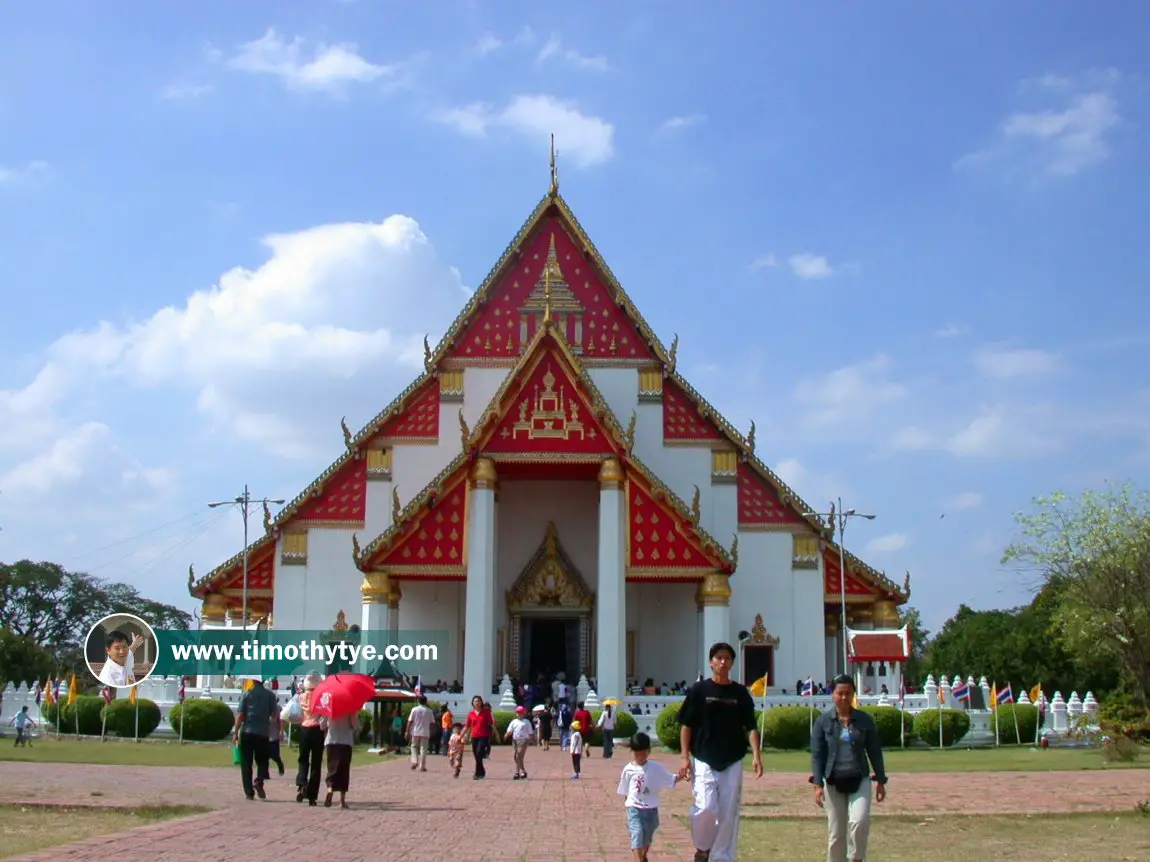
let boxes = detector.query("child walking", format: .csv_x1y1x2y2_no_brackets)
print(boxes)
569,720,584,779
616,732,682,861
448,722,465,778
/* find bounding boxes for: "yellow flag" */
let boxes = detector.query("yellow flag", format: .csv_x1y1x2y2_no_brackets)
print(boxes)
243,679,256,692
1029,683,1042,703
66,673,78,705
990,683,998,707
129,685,138,705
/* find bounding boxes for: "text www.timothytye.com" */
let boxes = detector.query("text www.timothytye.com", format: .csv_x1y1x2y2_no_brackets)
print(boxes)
169,639,437,665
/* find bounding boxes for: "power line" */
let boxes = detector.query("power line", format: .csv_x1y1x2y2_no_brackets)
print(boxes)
64,508,214,564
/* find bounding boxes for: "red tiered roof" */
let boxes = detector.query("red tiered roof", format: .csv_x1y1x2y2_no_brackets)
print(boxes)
218,542,276,591
447,220,656,363
372,477,468,577
295,457,367,525
663,380,724,442
824,547,880,597
849,632,909,662
737,462,807,527
627,476,729,577
374,378,440,440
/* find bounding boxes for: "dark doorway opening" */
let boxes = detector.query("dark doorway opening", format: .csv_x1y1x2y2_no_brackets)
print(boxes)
743,646,774,688
524,617,580,682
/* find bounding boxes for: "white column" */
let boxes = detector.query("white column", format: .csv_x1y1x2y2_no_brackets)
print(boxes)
596,458,626,703
387,581,401,638
699,573,733,669
197,597,229,689
360,572,389,673
463,458,497,700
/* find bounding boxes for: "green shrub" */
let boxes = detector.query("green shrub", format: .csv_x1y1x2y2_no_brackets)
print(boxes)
990,703,1039,744
588,709,638,746
761,706,818,750
169,698,235,741
1099,694,1150,740
51,696,106,735
656,702,685,751
491,710,517,745
101,698,162,738
356,709,373,743
912,708,971,746
860,706,910,748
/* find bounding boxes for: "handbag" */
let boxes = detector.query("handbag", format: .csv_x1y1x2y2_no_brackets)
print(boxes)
830,771,863,794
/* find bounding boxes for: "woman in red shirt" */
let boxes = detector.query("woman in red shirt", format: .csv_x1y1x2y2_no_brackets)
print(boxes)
463,695,493,779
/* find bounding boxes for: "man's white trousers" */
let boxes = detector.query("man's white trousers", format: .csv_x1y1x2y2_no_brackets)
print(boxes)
689,758,744,861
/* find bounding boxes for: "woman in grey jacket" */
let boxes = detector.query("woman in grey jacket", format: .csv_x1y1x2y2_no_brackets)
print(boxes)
809,675,888,861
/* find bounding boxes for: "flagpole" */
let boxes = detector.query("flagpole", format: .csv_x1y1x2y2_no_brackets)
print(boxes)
938,688,944,750
1012,700,1021,746
134,697,140,743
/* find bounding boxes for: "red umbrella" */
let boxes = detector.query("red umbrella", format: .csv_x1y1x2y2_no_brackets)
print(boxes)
309,673,377,719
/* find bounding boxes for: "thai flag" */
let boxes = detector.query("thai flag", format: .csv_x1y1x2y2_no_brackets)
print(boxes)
899,679,906,705
801,677,813,697
101,686,113,704
33,682,41,705
996,684,1013,705
178,679,186,703
414,676,422,696
950,680,970,702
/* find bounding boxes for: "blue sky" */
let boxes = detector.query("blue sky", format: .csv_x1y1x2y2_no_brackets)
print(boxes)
1,2,1147,635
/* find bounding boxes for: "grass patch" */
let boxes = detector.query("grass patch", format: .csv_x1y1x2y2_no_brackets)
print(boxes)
734,812,1150,860
747,745,1146,773
0,803,209,859
0,738,395,768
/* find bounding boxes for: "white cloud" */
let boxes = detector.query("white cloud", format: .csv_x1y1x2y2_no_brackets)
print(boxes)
892,405,1064,459
536,36,610,72
957,71,1121,177
226,29,397,91
162,83,211,101
660,114,706,133
0,160,51,187
433,95,615,168
795,355,908,429
473,34,503,56
935,323,968,338
865,533,908,554
789,253,834,280
749,254,777,271
943,491,983,512
774,458,850,508
972,346,1060,379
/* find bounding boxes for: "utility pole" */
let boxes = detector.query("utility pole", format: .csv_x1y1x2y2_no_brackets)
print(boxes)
804,498,876,676
208,485,285,632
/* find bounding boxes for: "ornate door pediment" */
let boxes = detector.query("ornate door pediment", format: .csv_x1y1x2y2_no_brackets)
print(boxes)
507,521,594,613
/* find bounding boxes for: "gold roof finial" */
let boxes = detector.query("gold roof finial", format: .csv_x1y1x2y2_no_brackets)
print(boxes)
543,258,553,325
549,134,559,196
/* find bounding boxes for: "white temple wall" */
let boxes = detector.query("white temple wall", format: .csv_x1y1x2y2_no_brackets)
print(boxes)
461,367,511,428
631,581,699,685
290,527,365,633
586,367,639,434
393,579,463,683
493,480,601,633
791,561,827,688
363,477,394,540
272,550,306,630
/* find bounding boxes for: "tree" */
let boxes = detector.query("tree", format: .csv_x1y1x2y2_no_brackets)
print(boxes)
1002,485,1150,706
0,628,55,688
0,560,194,682
898,606,929,685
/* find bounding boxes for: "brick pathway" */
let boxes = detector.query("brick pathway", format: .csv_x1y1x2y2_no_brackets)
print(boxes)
1,749,1147,861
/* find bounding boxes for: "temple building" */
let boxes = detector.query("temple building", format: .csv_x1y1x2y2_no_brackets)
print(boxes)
188,160,912,702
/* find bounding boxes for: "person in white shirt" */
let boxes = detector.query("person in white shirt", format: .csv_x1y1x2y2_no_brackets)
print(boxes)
405,695,435,772
617,731,683,862
96,630,144,688
597,704,617,758
503,705,536,779
569,720,585,779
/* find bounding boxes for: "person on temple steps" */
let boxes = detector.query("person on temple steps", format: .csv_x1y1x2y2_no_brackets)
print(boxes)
810,674,888,862
678,642,763,862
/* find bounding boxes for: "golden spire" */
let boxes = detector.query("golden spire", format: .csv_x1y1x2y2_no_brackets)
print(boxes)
549,134,559,196
543,262,553,325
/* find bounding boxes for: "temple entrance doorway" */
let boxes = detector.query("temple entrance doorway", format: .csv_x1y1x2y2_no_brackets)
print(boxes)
522,616,580,682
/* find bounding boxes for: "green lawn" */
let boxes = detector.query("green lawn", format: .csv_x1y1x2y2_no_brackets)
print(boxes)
0,804,210,859
734,812,1150,861
0,738,396,768
743,745,1146,773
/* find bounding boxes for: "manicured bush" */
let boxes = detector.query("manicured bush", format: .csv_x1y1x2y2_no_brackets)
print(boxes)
169,698,235,741
356,708,373,743
860,706,910,748
656,702,685,751
50,696,106,735
491,710,517,745
588,709,638,746
989,703,1039,744
761,706,819,750
912,708,971,746
1099,694,1150,741
101,698,162,738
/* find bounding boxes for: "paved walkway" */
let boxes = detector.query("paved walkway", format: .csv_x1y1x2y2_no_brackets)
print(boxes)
1,748,1147,861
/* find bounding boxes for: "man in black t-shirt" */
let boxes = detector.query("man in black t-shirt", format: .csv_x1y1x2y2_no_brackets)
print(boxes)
677,642,763,862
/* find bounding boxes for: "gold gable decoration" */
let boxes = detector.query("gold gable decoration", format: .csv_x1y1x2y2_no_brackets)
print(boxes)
746,613,780,647
510,363,588,441
506,521,594,612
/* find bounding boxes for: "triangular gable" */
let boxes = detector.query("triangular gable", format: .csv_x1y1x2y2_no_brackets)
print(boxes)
434,194,667,367
358,456,469,576
218,540,277,592
294,457,367,526
663,378,725,442
371,378,440,441
823,547,881,598
737,462,807,528
627,471,733,578
483,346,616,458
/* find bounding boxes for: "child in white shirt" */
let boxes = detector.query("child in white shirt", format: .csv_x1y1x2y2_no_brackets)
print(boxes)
569,720,584,779
617,731,682,861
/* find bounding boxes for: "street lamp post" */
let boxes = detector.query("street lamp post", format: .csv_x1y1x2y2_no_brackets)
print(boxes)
803,498,875,676
208,485,285,631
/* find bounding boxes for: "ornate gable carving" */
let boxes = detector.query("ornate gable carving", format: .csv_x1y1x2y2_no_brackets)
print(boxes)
746,613,780,647
507,522,594,612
